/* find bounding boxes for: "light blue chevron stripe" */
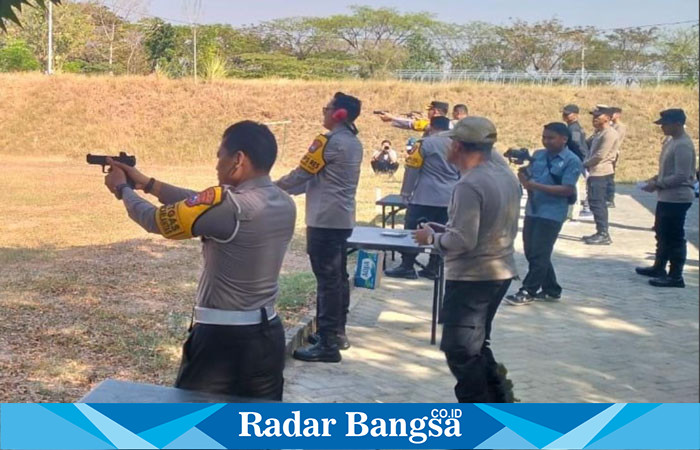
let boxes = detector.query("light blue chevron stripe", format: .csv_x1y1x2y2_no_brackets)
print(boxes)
475,426,538,449
74,404,157,449
138,403,226,448
544,403,625,449
163,427,226,449
477,404,562,448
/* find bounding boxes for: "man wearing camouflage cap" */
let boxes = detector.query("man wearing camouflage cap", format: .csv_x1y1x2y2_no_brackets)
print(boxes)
414,117,521,403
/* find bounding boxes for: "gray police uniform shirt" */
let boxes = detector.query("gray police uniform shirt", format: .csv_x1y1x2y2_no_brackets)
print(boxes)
656,132,697,203
568,121,589,157
433,155,521,282
584,126,619,177
400,135,460,207
121,175,296,311
526,148,583,223
276,125,363,229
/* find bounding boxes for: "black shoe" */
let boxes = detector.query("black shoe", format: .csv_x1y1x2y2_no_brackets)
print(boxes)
293,340,341,362
307,332,351,350
607,201,615,208
649,275,685,288
504,290,535,306
635,266,667,278
417,268,438,280
385,265,418,279
584,232,612,245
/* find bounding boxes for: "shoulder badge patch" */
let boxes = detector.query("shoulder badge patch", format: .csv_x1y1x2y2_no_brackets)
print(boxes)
299,134,328,174
156,186,224,240
405,141,424,169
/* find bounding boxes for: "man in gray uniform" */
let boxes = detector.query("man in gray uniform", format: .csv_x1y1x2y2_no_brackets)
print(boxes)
378,101,449,137
385,116,460,280
638,109,696,288
415,117,520,403
104,121,296,400
276,92,363,363
583,107,619,245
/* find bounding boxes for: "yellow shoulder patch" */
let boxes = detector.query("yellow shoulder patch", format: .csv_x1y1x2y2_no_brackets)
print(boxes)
155,186,224,240
405,141,424,169
299,134,328,174
412,119,430,132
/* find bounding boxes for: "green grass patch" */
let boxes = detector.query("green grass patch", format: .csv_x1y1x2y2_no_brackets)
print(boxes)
278,272,316,311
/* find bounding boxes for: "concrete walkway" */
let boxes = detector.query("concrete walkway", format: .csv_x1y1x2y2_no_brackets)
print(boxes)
284,187,699,403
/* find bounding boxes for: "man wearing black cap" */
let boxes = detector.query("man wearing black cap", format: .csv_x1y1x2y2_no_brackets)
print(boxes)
379,101,449,137
637,109,696,288
386,116,460,279
582,107,619,245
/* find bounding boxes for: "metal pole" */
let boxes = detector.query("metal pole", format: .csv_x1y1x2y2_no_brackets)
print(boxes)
193,25,197,83
581,46,585,87
47,1,53,75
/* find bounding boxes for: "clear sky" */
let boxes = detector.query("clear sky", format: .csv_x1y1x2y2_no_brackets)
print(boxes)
141,0,699,29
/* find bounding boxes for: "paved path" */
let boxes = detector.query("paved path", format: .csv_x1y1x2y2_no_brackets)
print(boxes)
284,189,699,403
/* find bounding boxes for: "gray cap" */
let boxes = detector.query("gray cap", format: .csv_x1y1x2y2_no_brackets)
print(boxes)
438,116,498,144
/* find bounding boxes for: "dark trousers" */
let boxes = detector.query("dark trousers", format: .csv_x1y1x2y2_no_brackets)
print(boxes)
307,227,352,338
175,316,285,400
522,216,563,296
399,204,448,269
371,160,399,174
440,279,512,403
587,175,612,233
654,202,692,277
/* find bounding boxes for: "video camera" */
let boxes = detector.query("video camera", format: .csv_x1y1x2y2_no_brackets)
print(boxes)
503,148,532,166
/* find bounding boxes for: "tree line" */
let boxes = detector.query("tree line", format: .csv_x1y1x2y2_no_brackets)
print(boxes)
1,1,698,83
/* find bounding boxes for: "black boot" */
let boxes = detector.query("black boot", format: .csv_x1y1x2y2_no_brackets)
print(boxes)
652,247,687,288
649,276,685,288
293,333,341,362
417,255,439,280
307,332,351,350
635,260,667,277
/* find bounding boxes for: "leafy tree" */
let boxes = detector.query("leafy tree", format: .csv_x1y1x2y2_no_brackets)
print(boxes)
0,0,60,31
402,32,442,70
605,27,659,71
660,25,699,83
254,17,326,60
143,17,176,71
316,6,436,77
0,38,38,69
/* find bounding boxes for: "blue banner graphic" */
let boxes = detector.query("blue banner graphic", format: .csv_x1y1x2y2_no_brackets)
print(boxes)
2,403,699,449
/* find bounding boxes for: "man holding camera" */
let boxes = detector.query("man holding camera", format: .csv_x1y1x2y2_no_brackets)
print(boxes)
582,107,619,245
371,139,399,175
103,121,296,400
414,116,520,403
505,123,583,306
637,109,696,288
276,92,363,363
385,116,459,280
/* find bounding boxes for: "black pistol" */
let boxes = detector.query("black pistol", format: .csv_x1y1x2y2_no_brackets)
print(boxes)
86,151,136,173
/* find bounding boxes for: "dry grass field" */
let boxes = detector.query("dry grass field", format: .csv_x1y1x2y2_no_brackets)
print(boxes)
0,74,697,402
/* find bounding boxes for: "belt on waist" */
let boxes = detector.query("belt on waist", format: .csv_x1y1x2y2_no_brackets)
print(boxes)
194,305,276,326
